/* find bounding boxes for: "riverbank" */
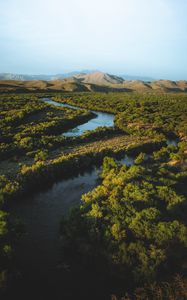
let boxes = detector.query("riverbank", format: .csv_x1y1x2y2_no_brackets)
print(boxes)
6,139,187,300
2,135,165,202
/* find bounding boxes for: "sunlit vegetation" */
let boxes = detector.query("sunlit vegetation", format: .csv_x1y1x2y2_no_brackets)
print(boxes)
53,92,187,138
0,136,164,202
0,94,94,161
60,141,187,297
0,91,186,298
0,93,166,199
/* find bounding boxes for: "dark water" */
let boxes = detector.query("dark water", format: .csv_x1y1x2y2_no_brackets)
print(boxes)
7,155,134,299
43,98,114,136
9,168,100,270
9,156,134,267
166,138,178,146
8,168,100,299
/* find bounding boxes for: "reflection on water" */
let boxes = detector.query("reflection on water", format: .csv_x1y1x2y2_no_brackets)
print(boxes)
43,98,114,136
166,138,178,146
7,164,106,299
119,154,135,165
9,168,100,271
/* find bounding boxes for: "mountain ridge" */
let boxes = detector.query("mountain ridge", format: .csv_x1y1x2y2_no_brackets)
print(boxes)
0,71,187,93
0,71,153,81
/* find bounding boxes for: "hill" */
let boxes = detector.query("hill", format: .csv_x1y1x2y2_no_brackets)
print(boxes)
72,71,124,85
0,71,153,81
0,70,97,81
0,71,187,93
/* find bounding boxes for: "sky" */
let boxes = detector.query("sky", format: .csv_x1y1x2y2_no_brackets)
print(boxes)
0,0,187,79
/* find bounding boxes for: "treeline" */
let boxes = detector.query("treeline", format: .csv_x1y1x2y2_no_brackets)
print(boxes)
59,141,187,298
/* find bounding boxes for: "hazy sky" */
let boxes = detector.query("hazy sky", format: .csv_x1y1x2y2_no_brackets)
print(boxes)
0,0,187,79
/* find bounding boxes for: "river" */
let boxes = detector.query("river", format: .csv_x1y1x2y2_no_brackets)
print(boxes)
43,98,114,136
6,99,177,300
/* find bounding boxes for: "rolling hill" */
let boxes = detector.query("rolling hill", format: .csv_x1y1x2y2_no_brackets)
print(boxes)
0,71,187,93
0,71,153,81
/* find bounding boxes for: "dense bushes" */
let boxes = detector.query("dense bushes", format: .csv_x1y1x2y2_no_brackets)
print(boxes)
0,91,186,297
60,143,187,297
3,138,163,199
0,190,23,294
112,275,187,300
0,94,94,160
53,92,187,138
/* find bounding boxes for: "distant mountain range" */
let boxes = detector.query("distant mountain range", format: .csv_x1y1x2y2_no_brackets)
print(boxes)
0,71,187,93
0,70,97,81
0,71,153,82
0,72,76,81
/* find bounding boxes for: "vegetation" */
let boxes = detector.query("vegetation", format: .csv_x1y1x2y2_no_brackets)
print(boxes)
0,94,94,161
0,91,186,298
0,191,23,294
60,141,187,298
112,275,187,300
53,92,187,138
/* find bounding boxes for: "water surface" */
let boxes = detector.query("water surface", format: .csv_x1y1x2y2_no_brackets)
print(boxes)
43,98,114,136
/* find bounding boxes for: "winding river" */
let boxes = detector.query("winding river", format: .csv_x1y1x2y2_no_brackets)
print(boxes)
43,98,114,136
7,99,135,299
7,99,177,299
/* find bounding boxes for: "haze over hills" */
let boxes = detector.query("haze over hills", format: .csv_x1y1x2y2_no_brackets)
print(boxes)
0,71,187,93
0,71,153,82
0,72,82,81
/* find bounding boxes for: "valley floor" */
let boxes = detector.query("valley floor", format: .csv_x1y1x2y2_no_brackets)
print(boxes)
0,92,186,299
